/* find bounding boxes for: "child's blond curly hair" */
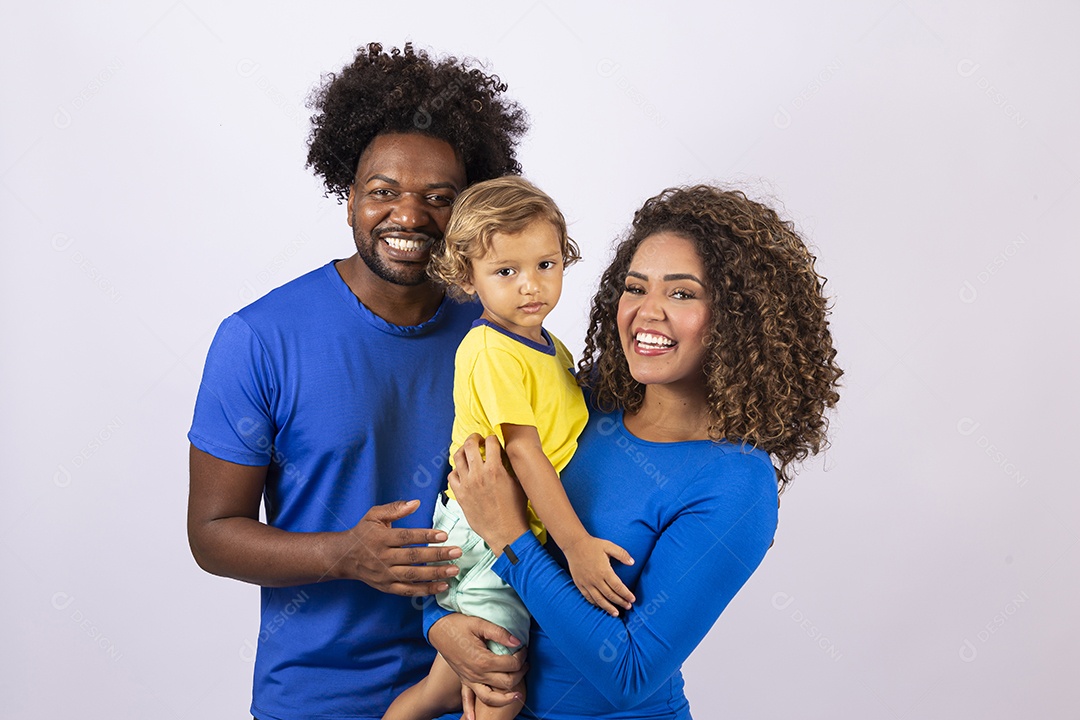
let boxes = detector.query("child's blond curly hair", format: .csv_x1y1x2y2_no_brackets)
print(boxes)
429,175,581,300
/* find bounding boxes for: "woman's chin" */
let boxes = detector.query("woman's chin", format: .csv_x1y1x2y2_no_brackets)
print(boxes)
628,361,708,393
628,366,666,386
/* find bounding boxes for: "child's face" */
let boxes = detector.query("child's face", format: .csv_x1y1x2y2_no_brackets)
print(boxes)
460,219,565,343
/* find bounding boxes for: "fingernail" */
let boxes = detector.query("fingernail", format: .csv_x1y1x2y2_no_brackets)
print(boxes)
435,532,448,542
436,583,449,592
448,547,461,558
507,635,520,646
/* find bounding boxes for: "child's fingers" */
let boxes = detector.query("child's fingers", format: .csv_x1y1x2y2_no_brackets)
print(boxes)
616,587,635,608
591,586,621,617
593,563,635,607
575,581,596,606
605,569,636,605
597,577,634,612
601,540,635,567
461,684,476,720
578,581,620,617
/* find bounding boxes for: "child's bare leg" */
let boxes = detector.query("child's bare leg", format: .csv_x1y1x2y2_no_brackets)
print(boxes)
383,653,462,720
474,678,526,720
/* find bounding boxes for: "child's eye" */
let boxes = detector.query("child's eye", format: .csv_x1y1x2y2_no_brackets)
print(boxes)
538,260,557,270
496,268,516,277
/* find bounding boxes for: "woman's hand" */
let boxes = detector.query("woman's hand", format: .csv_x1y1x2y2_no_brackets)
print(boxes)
449,433,531,553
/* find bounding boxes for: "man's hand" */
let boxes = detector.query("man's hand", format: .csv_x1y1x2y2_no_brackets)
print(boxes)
562,535,636,617
429,613,527,708
189,446,462,592
331,499,463,596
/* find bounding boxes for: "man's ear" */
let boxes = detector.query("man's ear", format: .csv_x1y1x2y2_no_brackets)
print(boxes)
346,185,355,227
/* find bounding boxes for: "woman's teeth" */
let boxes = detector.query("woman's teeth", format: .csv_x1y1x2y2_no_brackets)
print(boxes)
636,332,674,349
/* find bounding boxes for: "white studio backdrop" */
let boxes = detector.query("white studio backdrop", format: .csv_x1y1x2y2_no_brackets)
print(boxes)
3,1,1077,718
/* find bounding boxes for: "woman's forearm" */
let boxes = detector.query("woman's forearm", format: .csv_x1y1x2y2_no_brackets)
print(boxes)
492,459,777,708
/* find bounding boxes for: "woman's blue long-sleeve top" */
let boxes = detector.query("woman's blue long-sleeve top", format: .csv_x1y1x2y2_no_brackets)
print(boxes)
428,407,778,718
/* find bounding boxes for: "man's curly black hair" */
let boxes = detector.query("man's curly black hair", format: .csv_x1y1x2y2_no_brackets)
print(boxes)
306,42,528,202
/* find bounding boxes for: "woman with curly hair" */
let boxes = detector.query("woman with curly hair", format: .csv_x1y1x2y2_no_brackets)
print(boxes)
444,185,841,718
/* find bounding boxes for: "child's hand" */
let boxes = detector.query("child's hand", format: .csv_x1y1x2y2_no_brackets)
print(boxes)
562,535,636,616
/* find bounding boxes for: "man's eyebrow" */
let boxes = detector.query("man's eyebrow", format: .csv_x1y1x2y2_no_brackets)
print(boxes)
363,174,460,191
425,182,461,192
625,270,704,284
364,174,400,186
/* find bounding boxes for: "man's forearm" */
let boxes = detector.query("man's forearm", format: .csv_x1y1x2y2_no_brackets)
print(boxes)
190,517,344,587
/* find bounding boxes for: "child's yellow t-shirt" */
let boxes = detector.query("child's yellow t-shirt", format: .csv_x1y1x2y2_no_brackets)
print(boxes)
444,320,588,544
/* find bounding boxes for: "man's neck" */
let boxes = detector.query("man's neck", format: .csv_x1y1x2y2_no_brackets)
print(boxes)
335,257,444,327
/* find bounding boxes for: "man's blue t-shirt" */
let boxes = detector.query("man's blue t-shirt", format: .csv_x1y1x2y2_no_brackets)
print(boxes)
189,261,478,720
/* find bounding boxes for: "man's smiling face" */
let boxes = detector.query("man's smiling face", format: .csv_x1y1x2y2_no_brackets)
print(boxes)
347,133,467,287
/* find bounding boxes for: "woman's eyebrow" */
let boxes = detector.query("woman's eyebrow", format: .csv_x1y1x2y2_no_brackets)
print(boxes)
625,270,703,284
663,273,704,284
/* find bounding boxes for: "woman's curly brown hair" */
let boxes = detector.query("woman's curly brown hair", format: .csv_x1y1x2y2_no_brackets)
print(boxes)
579,185,842,492
306,42,528,201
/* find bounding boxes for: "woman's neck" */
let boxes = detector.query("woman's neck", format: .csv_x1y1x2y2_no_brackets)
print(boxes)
623,383,712,443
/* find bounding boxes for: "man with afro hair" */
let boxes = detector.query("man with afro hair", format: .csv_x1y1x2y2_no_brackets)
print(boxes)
187,42,528,719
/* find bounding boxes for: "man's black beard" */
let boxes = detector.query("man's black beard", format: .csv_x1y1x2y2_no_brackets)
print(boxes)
354,227,434,287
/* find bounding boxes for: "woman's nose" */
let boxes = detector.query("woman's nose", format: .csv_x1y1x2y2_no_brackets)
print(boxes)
637,290,664,319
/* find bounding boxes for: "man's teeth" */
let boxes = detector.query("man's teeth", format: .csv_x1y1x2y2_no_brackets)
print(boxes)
384,237,426,252
636,332,674,348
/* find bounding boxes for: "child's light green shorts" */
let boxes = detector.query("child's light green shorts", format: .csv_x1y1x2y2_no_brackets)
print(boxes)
431,493,531,655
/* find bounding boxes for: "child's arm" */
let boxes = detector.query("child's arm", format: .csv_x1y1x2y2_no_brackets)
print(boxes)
501,423,636,617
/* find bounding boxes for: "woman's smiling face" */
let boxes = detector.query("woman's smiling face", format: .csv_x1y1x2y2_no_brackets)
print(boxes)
617,232,712,392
